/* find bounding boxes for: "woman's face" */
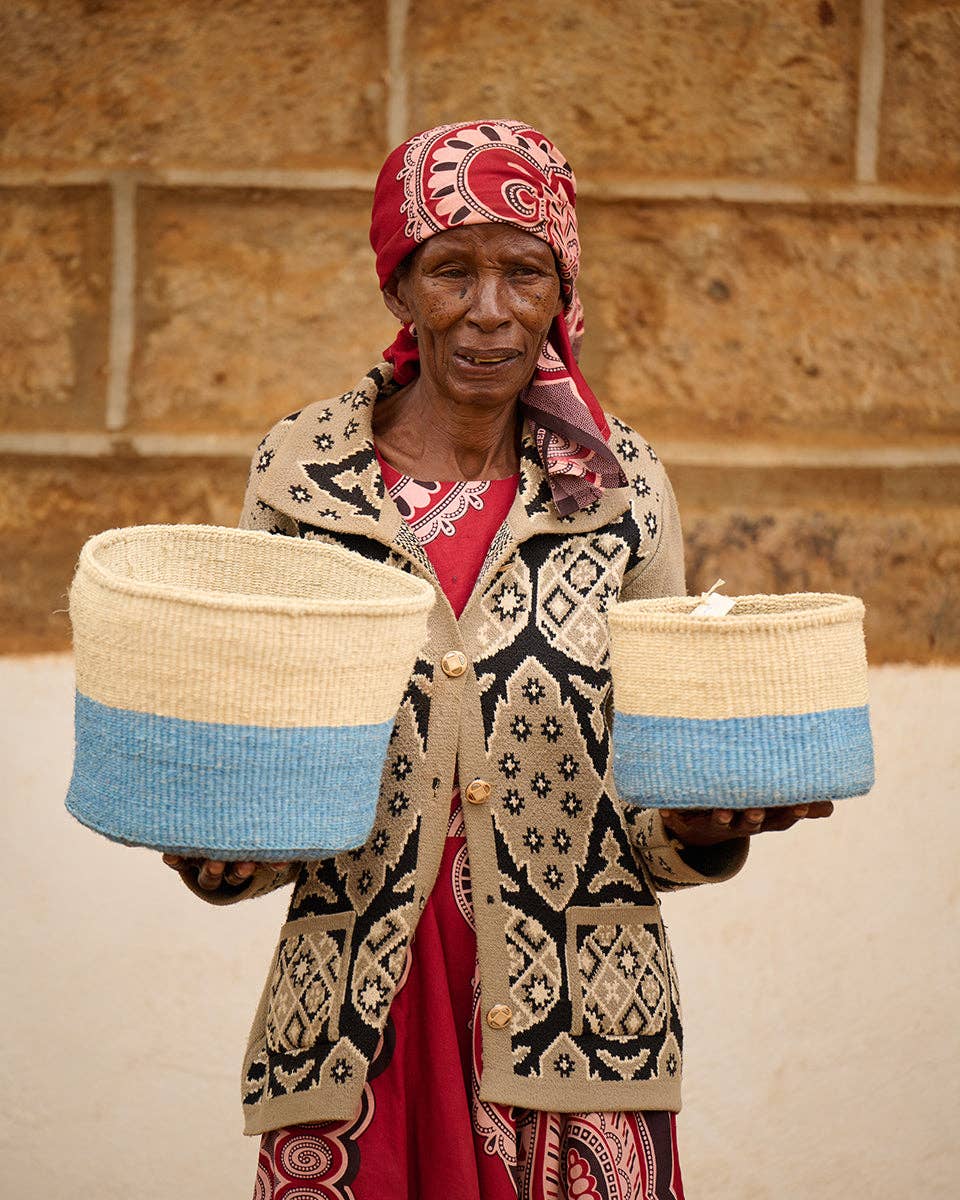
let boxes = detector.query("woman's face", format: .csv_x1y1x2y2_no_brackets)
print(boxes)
383,224,564,411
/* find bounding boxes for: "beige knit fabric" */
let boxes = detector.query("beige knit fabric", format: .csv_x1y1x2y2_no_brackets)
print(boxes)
183,364,750,1131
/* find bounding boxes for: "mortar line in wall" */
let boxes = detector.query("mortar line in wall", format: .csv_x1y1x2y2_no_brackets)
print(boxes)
386,0,410,149
0,166,113,185
0,433,116,456
125,433,262,457
146,166,380,190
576,179,960,208
0,166,381,190
856,0,886,183
655,441,960,470
0,432,258,457
1,169,958,208
3,431,960,470
105,175,136,432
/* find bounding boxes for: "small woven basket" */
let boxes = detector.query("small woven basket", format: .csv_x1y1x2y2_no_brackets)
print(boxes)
608,592,874,809
66,524,435,859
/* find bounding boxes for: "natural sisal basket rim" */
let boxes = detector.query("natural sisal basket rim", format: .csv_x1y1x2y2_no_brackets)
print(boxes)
78,524,436,618
608,592,865,635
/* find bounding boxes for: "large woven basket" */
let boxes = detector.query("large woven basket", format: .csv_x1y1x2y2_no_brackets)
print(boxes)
66,525,435,859
608,592,874,809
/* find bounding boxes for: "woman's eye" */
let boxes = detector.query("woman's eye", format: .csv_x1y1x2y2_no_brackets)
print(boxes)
435,266,467,279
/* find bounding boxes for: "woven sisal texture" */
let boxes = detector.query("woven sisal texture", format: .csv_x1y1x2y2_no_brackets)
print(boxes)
608,593,874,808
70,524,435,727
67,695,393,860
66,524,435,857
608,593,868,720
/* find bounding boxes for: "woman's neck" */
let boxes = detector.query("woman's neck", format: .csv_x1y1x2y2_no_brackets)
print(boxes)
372,380,521,480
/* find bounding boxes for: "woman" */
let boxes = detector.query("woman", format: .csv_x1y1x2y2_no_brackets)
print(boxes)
165,120,831,1199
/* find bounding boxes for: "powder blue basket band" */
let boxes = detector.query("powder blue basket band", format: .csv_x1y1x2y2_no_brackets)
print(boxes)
613,706,875,809
67,525,435,859
608,592,874,811
66,694,394,860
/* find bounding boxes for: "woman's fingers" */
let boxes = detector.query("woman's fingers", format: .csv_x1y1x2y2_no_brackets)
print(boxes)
739,801,836,834
754,801,835,832
161,854,230,890
697,809,764,837
162,855,293,890
224,861,256,886
197,860,227,890
663,800,837,847
753,809,801,834
222,861,291,886
662,808,741,846
168,856,292,888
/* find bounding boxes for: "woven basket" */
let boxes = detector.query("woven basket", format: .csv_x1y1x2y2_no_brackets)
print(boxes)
608,592,874,809
66,524,435,859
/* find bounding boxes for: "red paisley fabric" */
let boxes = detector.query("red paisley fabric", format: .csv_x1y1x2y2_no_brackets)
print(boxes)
369,120,627,516
375,452,518,617
253,474,685,1200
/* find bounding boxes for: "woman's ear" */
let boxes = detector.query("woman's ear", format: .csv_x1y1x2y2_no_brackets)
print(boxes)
382,271,412,324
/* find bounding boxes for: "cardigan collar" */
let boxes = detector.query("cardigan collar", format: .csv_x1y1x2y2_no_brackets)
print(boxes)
254,362,631,558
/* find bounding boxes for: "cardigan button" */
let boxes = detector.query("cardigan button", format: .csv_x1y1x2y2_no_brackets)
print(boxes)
486,1004,513,1029
465,779,491,805
441,651,467,678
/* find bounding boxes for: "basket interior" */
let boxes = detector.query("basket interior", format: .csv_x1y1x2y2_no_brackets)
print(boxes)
92,527,423,606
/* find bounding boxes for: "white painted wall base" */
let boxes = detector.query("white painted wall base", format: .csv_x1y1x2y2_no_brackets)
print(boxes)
2,658,957,1198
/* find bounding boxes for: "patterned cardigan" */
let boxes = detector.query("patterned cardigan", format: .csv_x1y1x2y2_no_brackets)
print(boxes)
191,363,748,1135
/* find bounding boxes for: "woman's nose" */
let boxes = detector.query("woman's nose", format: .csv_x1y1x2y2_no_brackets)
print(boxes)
466,274,511,330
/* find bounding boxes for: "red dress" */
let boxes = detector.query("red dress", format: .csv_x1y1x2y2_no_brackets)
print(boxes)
254,461,685,1200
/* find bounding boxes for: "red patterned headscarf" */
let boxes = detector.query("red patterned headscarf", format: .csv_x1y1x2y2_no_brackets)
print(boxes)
370,119,626,515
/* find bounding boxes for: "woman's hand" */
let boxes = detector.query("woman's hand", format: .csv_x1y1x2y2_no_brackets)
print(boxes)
661,802,834,848
161,854,290,891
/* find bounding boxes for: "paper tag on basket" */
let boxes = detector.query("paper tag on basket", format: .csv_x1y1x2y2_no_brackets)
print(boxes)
691,579,736,616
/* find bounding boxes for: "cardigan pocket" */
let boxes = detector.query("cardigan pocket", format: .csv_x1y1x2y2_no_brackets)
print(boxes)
565,904,669,1040
265,912,355,1054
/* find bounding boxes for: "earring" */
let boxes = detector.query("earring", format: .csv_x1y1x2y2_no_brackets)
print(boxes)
408,322,417,339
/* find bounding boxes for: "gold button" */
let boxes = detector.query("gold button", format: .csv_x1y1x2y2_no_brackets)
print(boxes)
465,779,491,805
441,651,467,678
486,1004,513,1029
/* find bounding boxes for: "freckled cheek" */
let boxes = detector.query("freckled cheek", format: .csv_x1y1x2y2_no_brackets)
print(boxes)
514,301,558,346
513,290,560,324
420,297,469,335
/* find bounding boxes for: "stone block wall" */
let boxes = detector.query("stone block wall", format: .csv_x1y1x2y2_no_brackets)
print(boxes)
1,0,957,659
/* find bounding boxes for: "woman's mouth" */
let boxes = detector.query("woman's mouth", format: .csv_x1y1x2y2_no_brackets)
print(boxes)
454,350,521,368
